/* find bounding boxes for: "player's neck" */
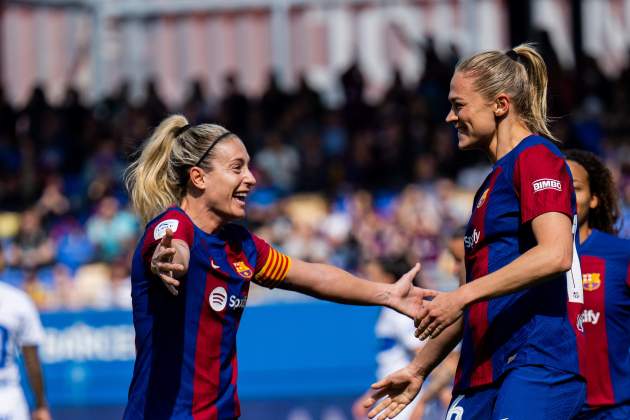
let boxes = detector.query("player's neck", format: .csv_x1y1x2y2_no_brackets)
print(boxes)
180,197,224,234
579,223,592,245
486,120,532,163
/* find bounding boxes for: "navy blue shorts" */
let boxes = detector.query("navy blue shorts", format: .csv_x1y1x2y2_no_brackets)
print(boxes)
575,403,630,420
447,365,586,420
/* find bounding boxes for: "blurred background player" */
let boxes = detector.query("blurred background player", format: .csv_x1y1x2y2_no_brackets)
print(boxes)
0,245,51,420
355,230,466,420
408,228,465,420
364,44,585,420
565,149,630,420
123,115,433,419
352,257,426,420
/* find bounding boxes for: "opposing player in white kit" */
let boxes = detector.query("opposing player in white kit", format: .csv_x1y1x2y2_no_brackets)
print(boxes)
0,281,50,420
353,258,425,420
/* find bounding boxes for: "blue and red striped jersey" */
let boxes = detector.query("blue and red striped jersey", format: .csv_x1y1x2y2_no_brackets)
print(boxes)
124,207,290,420
454,135,584,393
568,229,630,409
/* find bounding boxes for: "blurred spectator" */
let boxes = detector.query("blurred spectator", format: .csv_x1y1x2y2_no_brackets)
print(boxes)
260,72,288,130
5,209,55,271
54,220,95,273
220,73,250,137
85,196,138,263
36,174,71,222
0,85,16,139
109,259,132,309
254,132,300,193
181,79,213,125
141,79,168,126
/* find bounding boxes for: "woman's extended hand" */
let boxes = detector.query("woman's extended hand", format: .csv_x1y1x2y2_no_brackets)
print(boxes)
387,263,439,320
150,229,186,296
414,289,467,340
361,366,425,420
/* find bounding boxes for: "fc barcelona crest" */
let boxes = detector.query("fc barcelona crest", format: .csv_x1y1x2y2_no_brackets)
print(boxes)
477,189,489,209
233,261,253,279
582,273,601,292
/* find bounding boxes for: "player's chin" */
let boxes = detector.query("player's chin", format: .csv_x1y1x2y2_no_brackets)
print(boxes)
229,203,247,219
457,132,478,150
457,135,472,150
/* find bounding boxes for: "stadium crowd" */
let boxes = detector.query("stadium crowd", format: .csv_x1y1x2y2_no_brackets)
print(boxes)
0,36,628,312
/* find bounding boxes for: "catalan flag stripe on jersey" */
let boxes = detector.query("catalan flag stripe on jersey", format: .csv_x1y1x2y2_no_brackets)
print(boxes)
254,248,291,288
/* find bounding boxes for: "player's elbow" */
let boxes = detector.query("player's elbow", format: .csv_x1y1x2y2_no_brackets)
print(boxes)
557,253,572,273
549,245,573,274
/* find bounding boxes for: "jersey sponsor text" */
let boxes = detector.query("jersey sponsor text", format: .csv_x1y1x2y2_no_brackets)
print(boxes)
532,178,562,192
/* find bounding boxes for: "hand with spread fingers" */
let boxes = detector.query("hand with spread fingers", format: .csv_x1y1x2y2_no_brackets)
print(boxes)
150,228,188,296
414,289,466,341
386,263,439,320
361,366,425,420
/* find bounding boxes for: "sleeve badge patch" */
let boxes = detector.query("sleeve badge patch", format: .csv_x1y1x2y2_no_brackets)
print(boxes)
154,219,179,240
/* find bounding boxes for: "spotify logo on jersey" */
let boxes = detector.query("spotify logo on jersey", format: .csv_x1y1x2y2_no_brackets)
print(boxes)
209,287,228,311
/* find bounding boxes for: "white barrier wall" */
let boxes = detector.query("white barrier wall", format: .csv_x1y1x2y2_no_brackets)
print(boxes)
3,0,630,106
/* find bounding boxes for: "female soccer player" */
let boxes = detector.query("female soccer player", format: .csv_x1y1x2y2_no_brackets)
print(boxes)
363,44,585,420
122,115,435,420
565,150,630,420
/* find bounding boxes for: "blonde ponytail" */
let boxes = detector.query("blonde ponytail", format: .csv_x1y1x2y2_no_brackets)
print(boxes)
125,114,233,224
511,44,556,141
456,43,558,142
125,115,188,224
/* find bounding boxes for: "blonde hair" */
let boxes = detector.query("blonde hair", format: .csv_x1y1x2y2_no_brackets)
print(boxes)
456,43,557,142
124,114,231,224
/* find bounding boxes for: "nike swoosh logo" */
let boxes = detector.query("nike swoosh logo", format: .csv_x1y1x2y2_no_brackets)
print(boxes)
210,260,220,270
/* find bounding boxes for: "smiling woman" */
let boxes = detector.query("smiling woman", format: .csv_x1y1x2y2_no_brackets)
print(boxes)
121,115,437,420
363,44,587,420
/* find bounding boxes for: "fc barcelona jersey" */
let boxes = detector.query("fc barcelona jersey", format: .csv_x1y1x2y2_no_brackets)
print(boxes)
124,207,290,419
568,229,630,409
454,135,584,392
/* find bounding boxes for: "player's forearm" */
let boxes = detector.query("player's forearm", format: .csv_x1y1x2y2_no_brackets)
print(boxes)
22,346,47,409
459,242,571,306
283,262,392,306
410,317,462,378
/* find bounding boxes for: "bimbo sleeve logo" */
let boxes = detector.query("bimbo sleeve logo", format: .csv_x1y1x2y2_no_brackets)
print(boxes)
154,219,179,240
532,178,562,192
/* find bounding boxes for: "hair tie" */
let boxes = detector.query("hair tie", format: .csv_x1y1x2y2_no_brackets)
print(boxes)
194,131,233,167
174,124,191,138
505,50,522,64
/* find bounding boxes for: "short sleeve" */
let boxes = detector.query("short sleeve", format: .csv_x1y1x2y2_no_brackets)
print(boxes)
17,294,45,347
141,208,195,264
513,145,573,224
251,234,292,288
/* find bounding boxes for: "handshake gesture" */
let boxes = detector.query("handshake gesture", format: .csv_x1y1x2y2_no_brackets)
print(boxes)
362,286,468,419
